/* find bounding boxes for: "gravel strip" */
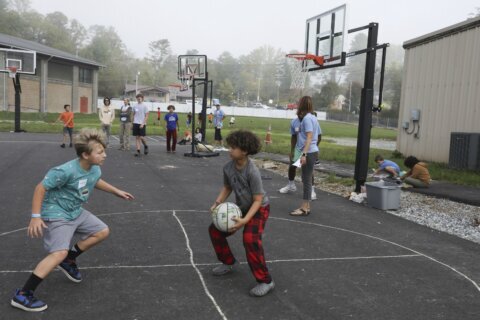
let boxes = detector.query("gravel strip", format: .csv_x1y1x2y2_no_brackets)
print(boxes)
255,159,480,244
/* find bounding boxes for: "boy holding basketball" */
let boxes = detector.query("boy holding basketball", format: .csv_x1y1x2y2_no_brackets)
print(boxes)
209,130,274,297
11,128,134,312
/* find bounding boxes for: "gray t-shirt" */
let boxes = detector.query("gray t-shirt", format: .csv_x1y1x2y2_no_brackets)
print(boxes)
223,159,269,215
133,103,149,125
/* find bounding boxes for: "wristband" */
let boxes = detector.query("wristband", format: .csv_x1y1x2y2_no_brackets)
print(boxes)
31,213,41,218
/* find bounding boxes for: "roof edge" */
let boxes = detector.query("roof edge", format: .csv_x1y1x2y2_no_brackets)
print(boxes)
403,16,480,49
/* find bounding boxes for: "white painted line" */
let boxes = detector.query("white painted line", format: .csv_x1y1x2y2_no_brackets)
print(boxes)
0,255,423,274
0,210,208,236
266,254,422,263
111,136,120,141
96,209,208,218
173,211,228,320
147,136,160,143
0,227,27,237
270,216,480,293
0,141,58,144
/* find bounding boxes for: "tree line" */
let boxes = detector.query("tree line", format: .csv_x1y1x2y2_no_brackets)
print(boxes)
1,0,405,116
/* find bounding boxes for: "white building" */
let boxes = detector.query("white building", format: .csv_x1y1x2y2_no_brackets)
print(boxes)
397,16,480,165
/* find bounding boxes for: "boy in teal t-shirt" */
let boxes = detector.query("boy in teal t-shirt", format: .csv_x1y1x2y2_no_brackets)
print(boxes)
11,128,134,312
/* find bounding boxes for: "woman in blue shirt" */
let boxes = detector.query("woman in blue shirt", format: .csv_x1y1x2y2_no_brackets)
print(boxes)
289,96,320,216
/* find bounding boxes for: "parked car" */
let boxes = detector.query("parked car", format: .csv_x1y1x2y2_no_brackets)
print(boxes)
287,103,298,110
252,102,263,108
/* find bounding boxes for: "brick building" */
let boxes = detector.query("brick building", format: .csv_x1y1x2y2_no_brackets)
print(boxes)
0,33,102,113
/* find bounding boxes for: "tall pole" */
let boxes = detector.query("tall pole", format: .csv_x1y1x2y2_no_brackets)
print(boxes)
13,73,22,132
354,23,378,192
348,81,352,112
135,71,140,94
256,77,261,102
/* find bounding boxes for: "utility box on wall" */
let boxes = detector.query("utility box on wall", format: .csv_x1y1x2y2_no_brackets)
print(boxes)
449,133,480,171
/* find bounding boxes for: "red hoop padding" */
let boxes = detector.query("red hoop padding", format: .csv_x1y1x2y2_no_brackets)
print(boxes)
286,53,324,66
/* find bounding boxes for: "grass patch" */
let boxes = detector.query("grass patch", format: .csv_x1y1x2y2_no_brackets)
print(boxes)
1,111,479,186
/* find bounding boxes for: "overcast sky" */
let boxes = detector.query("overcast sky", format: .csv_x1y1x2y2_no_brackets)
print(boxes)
29,0,479,59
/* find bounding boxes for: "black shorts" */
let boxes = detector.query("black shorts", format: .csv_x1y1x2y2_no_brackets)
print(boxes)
214,128,222,141
63,127,73,136
132,123,146,136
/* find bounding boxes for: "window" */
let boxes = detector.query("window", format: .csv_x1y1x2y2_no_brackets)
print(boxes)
79,68,93,83
49,62,72,81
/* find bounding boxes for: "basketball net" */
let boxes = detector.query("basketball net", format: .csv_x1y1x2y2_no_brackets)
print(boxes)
7,66,17,79
179,64,198,91
287,57,309,90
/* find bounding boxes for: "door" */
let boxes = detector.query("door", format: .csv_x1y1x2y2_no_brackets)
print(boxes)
80,96,88,113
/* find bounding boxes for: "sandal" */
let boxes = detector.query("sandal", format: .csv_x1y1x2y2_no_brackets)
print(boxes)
289,208,310,216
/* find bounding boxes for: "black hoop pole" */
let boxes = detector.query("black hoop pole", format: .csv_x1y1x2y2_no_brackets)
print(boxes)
13,73,23,132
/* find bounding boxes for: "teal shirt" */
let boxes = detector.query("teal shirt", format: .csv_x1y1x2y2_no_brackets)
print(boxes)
41,159,101,220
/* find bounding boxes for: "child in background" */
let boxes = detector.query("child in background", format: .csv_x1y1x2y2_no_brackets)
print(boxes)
10,128,134,312
164,105,179,152
373,155,401,177
401,156,431,188
209,130,274,297
194,127,202,142
55,104,74,148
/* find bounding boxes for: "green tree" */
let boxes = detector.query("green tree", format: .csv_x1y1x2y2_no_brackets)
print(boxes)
217,78,234,104
81,25,131,97
313,81,343,110
41,12,76,53
147,39,172,86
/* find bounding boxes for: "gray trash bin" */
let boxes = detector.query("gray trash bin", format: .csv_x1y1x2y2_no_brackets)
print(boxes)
365,181,401,210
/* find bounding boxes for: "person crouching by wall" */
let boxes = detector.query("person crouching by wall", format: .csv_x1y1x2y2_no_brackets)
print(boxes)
401,156,431,188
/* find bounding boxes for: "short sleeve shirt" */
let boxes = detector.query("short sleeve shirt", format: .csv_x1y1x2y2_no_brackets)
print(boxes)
296,113,320,153
164,113,178,130
223,159,269,215
133,103,149,125
213,109,225,128
60,112,74,128
290,117,301,135
41,159,101,220
379,160,400,174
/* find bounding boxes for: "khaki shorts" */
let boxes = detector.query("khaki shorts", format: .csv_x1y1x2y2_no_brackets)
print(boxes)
43,210,108,253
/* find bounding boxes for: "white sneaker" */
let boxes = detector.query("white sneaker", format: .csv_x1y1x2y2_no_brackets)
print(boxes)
250,280,275,297
279,183,296,194
311,190,317,200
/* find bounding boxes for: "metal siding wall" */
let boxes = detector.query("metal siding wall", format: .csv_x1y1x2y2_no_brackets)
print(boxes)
398,26,480,163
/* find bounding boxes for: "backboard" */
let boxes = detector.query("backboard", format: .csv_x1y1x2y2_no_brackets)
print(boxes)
305,4,347,71
0,48,36,74
178,55,207,80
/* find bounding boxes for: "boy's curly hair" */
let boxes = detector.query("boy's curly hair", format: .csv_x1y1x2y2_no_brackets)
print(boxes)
74,128,107,156
226,130,261,155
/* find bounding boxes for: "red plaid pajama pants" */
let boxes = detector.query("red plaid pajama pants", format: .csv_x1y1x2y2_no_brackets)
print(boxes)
208,204,272,283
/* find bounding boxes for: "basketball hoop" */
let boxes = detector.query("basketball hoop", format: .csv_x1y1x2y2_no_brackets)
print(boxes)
286,54,324,90
7,66,17,79
179,72,194,91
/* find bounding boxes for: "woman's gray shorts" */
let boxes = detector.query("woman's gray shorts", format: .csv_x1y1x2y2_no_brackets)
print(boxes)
42,210,108,253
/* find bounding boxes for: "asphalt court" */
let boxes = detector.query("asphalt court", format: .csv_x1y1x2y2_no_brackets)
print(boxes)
0,132,479,319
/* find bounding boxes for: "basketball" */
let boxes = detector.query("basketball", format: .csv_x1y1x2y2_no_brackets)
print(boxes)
212,202,242,232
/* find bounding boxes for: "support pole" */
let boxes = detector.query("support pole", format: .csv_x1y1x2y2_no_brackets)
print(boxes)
354,23,378,192
13,73,23,132
190,78,196,155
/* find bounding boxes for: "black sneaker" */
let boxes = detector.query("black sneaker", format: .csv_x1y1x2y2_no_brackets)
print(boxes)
144,145,149,155
58,259,82,283
69,143,73,148
134,150,141,157
60,144,65,148
11,289,48,312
